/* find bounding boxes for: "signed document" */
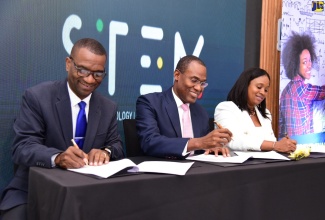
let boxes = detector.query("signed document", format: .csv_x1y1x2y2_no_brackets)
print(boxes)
186,150,290,164
297,144,325,153
186,154,251,164
234,151,290,160
68,159,194,178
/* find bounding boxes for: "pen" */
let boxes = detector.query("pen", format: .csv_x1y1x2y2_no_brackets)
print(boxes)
284,133,289,139
71,139,88,165
71,139,79,149
284,127,289,139
214,121,234,141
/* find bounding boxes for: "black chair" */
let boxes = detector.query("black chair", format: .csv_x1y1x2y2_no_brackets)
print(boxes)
209,118,215,132
123,119,144,157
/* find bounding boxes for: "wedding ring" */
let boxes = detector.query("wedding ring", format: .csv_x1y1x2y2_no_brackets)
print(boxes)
102,152,107,158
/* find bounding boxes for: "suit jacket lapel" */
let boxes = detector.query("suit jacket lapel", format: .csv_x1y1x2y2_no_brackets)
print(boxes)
164,88,182,137
83,93,101,152
55,80,73,148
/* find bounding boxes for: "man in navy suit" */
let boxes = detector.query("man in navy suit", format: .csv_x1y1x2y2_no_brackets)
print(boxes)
136,55,232,159
0,38,124,219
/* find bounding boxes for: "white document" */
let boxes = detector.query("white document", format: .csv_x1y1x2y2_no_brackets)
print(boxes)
234,151,290,160
128,161,194,176
186,154,251,164
297,144,325,153
68,158,194,178
310,145,325,153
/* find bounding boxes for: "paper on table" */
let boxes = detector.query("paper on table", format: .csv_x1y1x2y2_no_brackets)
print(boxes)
234,151,290,160
310,146,325,153
128,161,194,175
68,158,194,178
297,145,325,153
186,154,251,164
68,158,137,178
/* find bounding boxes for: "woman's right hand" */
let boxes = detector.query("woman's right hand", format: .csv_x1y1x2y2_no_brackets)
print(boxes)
274,137,297,153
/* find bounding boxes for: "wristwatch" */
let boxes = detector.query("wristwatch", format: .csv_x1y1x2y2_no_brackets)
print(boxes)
103,147,112,157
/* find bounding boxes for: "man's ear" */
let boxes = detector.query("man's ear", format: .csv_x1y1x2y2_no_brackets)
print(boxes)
174,70,180,81
65,57,70,72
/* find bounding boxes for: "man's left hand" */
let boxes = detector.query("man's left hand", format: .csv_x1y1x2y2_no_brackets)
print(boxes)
88,149,110,166
204,146,231,157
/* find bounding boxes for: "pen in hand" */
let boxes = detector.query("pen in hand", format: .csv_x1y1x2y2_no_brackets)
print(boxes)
214,121,234,141
71,139,88,166
71,139,79,149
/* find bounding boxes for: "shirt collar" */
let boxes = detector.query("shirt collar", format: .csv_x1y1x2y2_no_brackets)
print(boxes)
172,87,189,108
67,82,92,107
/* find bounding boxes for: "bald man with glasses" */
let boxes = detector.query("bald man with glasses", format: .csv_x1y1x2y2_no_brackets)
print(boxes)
136,55,232,159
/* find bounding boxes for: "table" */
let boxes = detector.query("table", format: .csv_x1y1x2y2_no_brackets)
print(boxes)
28,156,325,220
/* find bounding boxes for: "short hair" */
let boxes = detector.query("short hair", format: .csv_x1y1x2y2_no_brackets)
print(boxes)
282,31,316,80
70,38,107,58
227,67,271,119
175,55,206,73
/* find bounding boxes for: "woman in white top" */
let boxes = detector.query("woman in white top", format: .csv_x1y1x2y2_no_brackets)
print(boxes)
213,67,296,153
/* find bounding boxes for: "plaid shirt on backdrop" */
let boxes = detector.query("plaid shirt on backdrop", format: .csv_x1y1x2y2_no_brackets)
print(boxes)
279,75,325,138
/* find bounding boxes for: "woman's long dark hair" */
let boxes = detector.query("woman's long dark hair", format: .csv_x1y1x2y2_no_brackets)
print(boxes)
227,67,271,119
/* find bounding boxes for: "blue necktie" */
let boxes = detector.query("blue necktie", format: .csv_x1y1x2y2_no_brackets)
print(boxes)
75,101,87,149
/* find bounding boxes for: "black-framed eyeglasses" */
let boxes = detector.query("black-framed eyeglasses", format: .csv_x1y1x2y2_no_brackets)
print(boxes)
69,57,106,81
176,69,208,88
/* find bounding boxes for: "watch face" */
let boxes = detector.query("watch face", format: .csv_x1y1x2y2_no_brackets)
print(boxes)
105,148,111,154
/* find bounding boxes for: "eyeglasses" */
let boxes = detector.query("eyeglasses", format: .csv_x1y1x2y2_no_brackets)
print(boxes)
176,69,208,88
69,57,106,81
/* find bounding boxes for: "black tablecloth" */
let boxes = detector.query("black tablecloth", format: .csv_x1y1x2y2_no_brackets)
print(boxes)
28,156,325,220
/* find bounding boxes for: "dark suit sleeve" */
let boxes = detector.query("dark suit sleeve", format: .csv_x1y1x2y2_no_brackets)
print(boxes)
136,95,189,159
12,89,62,168
101,103,124,160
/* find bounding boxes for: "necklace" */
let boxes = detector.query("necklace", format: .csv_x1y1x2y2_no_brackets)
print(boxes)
249,109,256,117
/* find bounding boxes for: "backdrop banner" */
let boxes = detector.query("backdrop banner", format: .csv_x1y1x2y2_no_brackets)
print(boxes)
0,0,248,194
279,1,325,144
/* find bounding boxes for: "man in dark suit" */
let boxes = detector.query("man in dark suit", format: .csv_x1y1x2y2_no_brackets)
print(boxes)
136,55,232,159
0,38,124,219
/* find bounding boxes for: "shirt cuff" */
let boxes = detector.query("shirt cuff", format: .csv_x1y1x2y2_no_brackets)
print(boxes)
51,153,60,167
182,140,191,156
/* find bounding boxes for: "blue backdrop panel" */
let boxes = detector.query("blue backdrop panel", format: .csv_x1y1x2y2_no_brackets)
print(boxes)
0,0,247,194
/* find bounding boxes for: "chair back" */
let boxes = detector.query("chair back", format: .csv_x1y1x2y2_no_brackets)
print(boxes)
123,119,144,157
209,118,215,132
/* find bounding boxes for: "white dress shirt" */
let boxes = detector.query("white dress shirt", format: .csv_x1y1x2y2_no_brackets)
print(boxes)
67,83,92,138
171,89,193,156
50,83,92,167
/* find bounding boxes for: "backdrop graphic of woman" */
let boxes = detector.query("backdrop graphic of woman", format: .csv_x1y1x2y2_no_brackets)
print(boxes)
279,31,325,138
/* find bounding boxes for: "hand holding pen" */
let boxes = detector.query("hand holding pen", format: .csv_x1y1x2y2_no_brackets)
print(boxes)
54,139,88,169
71,139,89,165
276,132,297,153
214,121,234,141
72,139,110,166
201,121,233,157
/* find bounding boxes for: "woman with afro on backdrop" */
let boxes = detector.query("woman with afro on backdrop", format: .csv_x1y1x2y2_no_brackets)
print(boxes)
279,31,325,138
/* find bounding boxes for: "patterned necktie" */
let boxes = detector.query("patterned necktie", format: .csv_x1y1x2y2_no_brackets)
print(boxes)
75,101,87,149
181,103,193,138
